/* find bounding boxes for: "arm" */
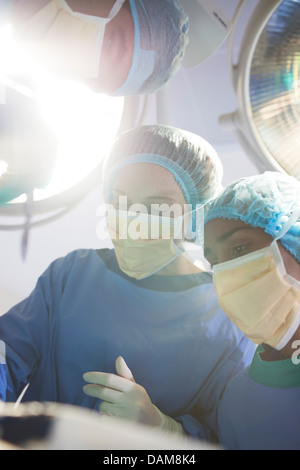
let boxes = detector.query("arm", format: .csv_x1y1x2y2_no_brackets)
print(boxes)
0,287,49,401
0,255,68,402
0,341,7,401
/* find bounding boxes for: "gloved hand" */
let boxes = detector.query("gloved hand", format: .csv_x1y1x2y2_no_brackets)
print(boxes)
83,356,161,426
83,356,184,434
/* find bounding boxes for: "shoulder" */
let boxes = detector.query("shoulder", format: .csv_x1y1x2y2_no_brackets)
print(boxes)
43,248,116,279
54,247,114,264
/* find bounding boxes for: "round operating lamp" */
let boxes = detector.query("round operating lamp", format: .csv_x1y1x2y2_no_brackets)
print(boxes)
220,0,300,179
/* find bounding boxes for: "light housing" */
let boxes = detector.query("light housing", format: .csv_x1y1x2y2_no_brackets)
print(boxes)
181,0,232,68
220,0,300,179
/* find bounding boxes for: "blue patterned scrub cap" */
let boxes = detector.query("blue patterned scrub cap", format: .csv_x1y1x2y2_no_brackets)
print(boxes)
103,124,223,205
113,0,189,95
205,171,300,263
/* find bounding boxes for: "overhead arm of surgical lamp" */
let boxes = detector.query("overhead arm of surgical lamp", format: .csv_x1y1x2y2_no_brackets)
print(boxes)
220,0,300,179
180,0,233,68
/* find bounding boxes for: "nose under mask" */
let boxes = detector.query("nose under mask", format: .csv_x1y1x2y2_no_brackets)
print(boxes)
106,209,187,280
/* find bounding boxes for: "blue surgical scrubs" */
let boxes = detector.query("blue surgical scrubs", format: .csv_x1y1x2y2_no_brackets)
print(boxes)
0,249,255,441
218,345,300,450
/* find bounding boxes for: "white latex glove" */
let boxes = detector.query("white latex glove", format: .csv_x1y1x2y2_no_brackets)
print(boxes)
83,356,184,434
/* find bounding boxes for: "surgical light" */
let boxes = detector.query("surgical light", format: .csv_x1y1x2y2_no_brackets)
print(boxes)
0,18,125,259
220,0,300,179
0,20,124,215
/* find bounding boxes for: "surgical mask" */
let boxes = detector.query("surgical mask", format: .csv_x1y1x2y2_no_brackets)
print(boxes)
213,210,300,350
16,0,125,79
106,208,193,279
111,0,156,96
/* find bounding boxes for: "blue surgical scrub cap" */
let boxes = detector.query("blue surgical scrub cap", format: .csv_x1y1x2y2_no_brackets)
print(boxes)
113,0,189,95
205,171,300,263
103,124,223,206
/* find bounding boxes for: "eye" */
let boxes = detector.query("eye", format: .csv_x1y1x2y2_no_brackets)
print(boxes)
231,244,250,258
149,202,181,218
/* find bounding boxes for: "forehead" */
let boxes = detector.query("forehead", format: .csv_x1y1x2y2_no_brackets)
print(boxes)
204,218,267,244
112,162,186,201
204,219,272,244
205,218,246,235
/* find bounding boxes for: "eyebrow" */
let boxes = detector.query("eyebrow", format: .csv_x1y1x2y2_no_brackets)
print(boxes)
216,227,253,244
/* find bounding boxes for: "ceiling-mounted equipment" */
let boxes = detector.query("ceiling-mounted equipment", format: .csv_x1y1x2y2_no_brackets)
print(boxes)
0,78,57,205
181,0,232,68
220,0,300,179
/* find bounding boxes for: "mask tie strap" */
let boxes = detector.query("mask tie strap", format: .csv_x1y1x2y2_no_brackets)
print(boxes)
272,205,300,350
108,0,126,19
274,205,300,241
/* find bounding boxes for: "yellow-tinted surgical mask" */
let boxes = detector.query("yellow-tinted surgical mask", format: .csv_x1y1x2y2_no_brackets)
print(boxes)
213,221,300,350
13,0,125,79
106,209,187,280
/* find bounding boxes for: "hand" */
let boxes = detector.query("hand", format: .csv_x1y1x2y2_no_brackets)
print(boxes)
82,356,162,427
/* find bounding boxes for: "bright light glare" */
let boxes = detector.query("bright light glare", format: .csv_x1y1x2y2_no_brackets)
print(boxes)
0,160,8,177
0,23,40,78
0,23,124,202
35,79,124,199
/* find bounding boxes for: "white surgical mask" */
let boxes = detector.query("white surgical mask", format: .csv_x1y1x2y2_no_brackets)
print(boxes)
111,0,156,96
213,210,300,350
14,0,125,79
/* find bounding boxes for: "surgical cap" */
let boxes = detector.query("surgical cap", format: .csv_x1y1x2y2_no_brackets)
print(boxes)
102,124,223,207
113,0,189,95
205,171,300,263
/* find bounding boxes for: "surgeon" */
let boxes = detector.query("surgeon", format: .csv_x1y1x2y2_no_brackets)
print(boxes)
0,124,255,442
204,171,300,450
9,0,189,95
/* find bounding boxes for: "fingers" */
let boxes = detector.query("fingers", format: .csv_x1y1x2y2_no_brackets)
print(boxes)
115,356,135,382
83,383,123,403
83,357,136,403
83,371,135,394
83,372,136,403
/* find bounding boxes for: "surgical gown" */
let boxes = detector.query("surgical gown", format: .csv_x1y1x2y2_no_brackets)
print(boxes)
0,249,255,441
218,345,300,450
